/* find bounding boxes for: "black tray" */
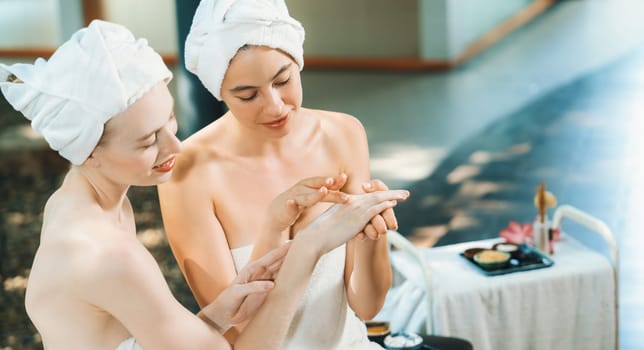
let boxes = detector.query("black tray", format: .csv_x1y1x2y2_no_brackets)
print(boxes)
460,244,554,276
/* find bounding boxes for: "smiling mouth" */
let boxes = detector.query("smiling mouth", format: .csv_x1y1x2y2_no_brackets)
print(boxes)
264,115,288,128
153,157,176,172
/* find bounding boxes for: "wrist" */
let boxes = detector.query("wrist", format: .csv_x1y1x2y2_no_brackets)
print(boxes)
198,307,231,334
290,232,324,262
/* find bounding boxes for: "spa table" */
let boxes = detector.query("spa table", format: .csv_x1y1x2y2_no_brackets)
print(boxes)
379,207,618,350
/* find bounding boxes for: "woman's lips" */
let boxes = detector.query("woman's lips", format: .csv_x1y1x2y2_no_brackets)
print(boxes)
153,156,176,173
263,114,288,129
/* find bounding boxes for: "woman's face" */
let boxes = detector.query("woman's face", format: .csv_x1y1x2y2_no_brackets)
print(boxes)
220,46,303,136
90,82,181,186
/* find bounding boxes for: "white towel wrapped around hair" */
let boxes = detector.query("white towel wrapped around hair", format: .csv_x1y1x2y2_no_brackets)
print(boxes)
185,0,305,100
0,20,172,165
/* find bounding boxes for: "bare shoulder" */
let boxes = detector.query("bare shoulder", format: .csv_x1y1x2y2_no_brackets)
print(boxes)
304,108,368,149
306,108,366,134
34,222,139,291
164,115,233,186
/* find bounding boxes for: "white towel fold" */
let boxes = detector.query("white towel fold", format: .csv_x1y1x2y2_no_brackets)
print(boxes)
0,20,172,165
185,0,305,100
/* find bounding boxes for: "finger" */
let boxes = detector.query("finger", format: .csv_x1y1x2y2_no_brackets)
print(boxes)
320,190,350,204
362,178,389,193
356,190,410,205
370,215,388,236
231,293,269,324
266,257,285,274
237,243,291,282
364,224,378,240
364,200,399,221
324,172,348,191
296,173,346,191
380,207,398,231
356,232,366,240
255,242,291,267
292,186,329,209
232,280,275,300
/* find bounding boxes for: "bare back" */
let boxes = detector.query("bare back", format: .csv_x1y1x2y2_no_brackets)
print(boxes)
25,172,208,350
26,187,135,350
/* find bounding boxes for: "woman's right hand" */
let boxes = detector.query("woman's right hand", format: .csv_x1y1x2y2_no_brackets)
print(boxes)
298,189,410,255
265,173,350,234
201,242,290,333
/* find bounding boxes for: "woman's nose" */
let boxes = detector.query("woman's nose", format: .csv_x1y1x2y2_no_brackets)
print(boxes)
264,88,285,116
159,128,182,155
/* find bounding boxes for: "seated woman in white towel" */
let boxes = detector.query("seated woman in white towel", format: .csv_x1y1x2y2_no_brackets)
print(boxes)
157,0,400,348
0,20,409,350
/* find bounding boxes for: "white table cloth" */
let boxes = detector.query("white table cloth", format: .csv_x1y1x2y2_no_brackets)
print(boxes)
378,235,616,350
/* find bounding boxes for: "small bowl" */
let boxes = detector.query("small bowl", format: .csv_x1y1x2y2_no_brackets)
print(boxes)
463,247,486,259
473,249,511,270
365,321,391,346
492,242,522,258
384,332,424,350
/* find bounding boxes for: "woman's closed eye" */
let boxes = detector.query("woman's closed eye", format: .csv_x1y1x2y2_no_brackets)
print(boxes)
140,113,177,148
274,78,290,87
142,135,157,148
236,78,290,102
239,92,258,102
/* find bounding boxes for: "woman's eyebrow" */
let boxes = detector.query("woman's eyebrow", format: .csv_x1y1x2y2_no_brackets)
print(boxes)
229,63,292,93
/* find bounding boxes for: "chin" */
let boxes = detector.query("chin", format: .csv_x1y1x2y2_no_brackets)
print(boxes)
133,171,173,187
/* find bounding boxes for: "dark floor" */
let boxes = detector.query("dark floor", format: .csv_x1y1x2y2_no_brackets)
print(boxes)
394,45,644,349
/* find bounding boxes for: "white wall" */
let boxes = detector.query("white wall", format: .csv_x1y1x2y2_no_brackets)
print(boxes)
0,0,177,55
102,0,178,55
291,0,538,60
445,0,534,58
0,0,537,61
288,0,420,58
0,0,61,47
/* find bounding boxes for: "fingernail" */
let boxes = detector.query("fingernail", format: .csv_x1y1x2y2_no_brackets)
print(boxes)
341,193,349,200
326,177,334,185
363,182,372,189
319,186,327,193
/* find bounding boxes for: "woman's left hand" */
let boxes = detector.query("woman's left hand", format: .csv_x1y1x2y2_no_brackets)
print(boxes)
358,179,400,240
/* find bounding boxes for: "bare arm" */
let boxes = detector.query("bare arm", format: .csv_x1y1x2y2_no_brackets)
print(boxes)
249,173,350,262
237,190,408,349
158,166,236,309
82,246,232,350
159,169,350,338
94,188,405,349
341,115,396,320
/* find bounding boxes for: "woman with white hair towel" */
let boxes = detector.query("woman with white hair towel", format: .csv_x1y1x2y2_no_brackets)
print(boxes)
158,0,402,349
0,19,409,350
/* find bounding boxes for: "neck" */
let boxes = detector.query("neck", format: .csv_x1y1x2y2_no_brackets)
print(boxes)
68,166,130,218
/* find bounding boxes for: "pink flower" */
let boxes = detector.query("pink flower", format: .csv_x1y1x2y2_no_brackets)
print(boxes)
500,221,534,245
550,227,561,242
